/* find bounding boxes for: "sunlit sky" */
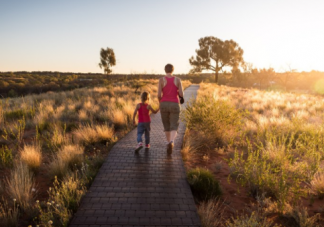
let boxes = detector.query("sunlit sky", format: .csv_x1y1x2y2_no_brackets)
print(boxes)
0,0,323,74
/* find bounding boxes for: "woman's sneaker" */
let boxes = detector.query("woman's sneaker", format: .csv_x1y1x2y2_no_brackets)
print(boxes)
145,144,150,149
135,142,143,152
167,141,174,154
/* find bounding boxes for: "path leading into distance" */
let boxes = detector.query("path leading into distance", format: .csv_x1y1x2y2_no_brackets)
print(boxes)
70,85,201,227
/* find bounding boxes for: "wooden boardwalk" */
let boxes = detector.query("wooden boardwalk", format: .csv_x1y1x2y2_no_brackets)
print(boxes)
69,85,201,227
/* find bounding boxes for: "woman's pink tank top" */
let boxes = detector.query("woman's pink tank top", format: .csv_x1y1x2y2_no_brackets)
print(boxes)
138,103,151,123
160,77,179,103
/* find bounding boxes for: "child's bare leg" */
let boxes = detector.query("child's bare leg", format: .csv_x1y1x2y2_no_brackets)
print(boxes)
164,131,171,143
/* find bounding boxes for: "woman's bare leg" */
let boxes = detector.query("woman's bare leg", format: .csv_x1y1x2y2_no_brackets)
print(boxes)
170,130,177,143
164,131,171,143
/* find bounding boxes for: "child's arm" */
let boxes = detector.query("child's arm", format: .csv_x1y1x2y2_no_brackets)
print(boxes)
148,105,159,114
133,104,140,125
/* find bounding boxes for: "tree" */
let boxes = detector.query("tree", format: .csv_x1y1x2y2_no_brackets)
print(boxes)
276,65,298,91
252,67,276,89
99,47,116,74
189,37,244,83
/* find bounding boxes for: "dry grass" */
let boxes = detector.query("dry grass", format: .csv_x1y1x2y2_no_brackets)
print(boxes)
0,79,192,226
310,170,324,198
58,144,84,168
185,82,324,224
181,132,196,162
48,144,84,179
49,123,70,149
198,199,225,227
0,198,19,227
48,157,69,180
20,144,42,172
73,124,115,145
0,104,3,126
285,205,321,227
110,109,127,127
6,162,36,209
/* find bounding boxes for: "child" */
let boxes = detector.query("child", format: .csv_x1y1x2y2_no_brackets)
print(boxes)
133,91,159,151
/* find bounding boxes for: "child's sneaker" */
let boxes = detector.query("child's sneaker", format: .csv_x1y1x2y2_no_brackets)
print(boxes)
135,142,143,152
145,144,150,149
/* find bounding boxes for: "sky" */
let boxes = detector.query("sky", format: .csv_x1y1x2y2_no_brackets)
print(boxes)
0,0,323,74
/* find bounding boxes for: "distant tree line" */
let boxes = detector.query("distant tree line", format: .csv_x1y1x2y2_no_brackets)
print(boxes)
0,72,163,98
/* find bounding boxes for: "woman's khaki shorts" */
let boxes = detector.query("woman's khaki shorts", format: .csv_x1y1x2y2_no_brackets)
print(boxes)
160,102,180,131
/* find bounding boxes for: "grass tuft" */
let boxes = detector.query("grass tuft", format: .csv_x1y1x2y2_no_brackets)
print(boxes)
48,144,84,179
198,198,225,227
6,162,36,209
20,143,42,172
310,170,324,199
73,124,115,145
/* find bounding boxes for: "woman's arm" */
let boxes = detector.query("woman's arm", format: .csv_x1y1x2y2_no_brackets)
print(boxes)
158,78,163,101
178,78,184,97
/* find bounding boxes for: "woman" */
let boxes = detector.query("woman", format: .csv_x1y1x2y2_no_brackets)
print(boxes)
158,63,184,154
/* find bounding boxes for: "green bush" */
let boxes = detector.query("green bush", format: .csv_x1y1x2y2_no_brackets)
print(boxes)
8,89,17,98
187,168,222,200
0,146,13,168
5,110,24,121
4,107,35,121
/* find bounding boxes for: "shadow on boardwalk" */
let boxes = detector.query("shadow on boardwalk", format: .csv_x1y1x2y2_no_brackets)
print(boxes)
69,85,201,227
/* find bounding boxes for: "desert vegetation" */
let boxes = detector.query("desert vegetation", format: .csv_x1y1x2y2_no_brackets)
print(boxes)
0,79,191,226
2,69,324,99
0,71,194,98
183,82,324,226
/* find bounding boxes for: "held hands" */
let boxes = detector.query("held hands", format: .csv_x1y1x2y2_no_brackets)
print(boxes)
179,95,184,104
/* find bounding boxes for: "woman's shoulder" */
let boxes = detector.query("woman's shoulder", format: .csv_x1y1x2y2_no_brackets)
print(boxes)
172,76,181,86
159,77,165,82
173,76,181,81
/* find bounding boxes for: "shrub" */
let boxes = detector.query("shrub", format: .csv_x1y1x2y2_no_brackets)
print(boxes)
83,154,105,186
229,130,320,213
226,212,276,227
8,89,17,98
6,162,36,209
38,170,88,227
20,144,42,172
0,146,13,168
187,168,222,200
